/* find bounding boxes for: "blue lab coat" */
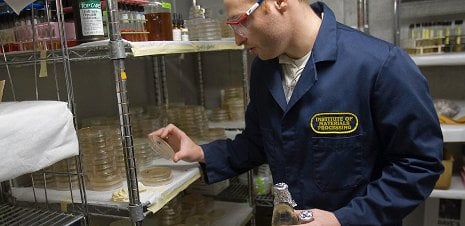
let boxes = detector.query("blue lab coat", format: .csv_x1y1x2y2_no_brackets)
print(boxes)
200,2,443,225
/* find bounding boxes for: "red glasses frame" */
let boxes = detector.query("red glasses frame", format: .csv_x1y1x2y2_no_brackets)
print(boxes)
226,0,263,37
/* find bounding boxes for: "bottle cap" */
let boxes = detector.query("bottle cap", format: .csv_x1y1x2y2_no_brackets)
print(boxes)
272,182,297,207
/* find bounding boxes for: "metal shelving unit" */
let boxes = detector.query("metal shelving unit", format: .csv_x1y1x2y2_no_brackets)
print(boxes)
1,1,253,225
0,0,88,224
410,52,465,66
0,203,84,226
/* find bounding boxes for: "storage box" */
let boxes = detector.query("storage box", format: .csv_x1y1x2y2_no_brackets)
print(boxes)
424,198,465,226
435,149,454,190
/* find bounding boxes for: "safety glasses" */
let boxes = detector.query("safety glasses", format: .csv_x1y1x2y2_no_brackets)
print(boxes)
226,0,263,37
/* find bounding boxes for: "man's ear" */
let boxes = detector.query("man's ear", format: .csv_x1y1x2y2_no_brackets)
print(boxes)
274,0,288,12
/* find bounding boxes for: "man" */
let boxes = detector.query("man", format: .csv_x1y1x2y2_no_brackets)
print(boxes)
150,0,444,225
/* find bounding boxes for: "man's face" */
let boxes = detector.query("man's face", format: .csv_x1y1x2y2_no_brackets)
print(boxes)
224,0,287,60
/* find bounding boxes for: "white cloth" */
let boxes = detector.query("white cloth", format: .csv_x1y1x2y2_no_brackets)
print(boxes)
0,101,79,182
279,51,312,103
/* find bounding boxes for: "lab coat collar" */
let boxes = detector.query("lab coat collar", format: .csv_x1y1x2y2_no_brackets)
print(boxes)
266,56,317,113
266,2,337,113
311,1,337,63
268,59,288,111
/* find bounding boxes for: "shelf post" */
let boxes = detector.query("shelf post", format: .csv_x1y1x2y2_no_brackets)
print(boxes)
106,0,143,225
197,53,205,107
393,0,401,45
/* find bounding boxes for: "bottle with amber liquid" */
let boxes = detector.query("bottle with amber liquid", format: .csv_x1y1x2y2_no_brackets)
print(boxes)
72,0,105,43
145,0,173,41
271,183,299,226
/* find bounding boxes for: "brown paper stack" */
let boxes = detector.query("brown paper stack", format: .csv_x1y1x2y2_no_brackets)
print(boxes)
0,80,5,102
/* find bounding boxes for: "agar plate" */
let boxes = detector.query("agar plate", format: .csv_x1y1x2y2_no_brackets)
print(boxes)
148,135,175,160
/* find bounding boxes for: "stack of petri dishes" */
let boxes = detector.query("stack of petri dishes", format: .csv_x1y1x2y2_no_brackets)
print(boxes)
226,97,245,120
222,87,245,121
223,87,244,103
202,128,227,141
80,116,118,128
181,193,213,215
130,106,165,138
53,158,79,190
78,126,124,191
155,196,183,226
164,105,208,141
31,167,54,188
112,128,127,179
178,106,200,139
180,194,215,225
209,107,229,122
140,166,172,186
133,138,157,171
185,18,222,41
137,118,163,138
219,17,234,38
198,18,222,41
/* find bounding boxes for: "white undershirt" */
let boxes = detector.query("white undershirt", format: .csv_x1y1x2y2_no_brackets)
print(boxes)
279,50,312,103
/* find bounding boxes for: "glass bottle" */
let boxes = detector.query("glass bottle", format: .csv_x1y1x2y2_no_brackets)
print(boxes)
271,183,299,226
72,0,105,43
444,21,452,52
454,20,463,52
145,0,173,41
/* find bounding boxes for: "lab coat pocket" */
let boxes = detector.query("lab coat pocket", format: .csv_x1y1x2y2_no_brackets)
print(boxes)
312,134,364,191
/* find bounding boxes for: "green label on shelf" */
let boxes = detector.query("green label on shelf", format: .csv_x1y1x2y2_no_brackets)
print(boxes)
79,0,104,36
162,2,171,10
79,0,102,10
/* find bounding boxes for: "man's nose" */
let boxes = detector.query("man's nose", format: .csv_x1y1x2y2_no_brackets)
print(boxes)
234,33,247,46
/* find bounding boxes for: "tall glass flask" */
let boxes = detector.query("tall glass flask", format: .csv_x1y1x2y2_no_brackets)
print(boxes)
145,0,173,41
271,183,299,226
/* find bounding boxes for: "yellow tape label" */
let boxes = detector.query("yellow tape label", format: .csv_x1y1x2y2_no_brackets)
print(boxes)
310,112,358,134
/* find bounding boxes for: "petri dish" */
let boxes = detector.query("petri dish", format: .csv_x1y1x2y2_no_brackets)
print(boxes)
140,166,173,186
147,135,175,160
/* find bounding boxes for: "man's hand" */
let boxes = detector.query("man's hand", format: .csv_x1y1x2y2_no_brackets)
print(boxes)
148,123,205,163
292,209,341,226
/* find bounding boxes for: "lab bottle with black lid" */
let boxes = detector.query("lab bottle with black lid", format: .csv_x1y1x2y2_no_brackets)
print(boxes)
72,0,105,43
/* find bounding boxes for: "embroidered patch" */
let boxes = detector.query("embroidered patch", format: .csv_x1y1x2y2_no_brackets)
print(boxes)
310,112,358,134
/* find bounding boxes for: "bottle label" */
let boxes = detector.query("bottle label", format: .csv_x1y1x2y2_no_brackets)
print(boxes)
79,0,104,36
161,2,172,10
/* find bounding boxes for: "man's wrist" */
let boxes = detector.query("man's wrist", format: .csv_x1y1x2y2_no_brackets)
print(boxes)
198,146,205,163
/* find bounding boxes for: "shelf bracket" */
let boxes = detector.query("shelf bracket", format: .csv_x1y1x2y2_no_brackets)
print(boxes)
128,203,145,223
110,40,127,60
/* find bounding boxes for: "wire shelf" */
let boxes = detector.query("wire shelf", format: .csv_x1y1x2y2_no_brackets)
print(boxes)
215,182,249,203
0,203,84,226
214,179,274,207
